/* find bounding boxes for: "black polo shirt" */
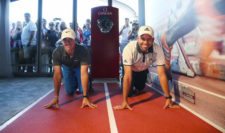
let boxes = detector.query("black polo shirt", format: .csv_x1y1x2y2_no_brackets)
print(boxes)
52,44,90,68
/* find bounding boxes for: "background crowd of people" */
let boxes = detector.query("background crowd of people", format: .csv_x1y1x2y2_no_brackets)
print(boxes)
9,13,94,73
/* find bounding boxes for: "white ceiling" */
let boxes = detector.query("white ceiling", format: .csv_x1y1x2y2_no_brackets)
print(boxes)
113,0,138,14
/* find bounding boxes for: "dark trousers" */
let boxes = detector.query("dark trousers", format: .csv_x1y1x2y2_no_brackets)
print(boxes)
131,69,148,93
120,66,148,96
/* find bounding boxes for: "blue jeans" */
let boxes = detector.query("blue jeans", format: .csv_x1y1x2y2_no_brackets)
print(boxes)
62,65,83,95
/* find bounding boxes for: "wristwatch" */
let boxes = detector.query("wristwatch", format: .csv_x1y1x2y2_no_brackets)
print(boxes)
83,95,88,98
165,95,172,99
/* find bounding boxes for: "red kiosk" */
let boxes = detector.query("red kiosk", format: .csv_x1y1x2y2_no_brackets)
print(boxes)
91,6,119,80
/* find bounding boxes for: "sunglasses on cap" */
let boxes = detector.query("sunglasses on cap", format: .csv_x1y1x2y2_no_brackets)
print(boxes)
62,38,74,46
140,35,154,42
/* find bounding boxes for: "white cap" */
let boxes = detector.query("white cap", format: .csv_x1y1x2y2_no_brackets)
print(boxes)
61,28,76,41
138,26,154,37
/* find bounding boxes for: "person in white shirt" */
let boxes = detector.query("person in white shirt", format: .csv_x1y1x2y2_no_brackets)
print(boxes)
21,12,37,72
114,26,179,110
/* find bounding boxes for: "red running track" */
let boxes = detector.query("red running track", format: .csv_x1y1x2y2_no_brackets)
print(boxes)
0,83,221,133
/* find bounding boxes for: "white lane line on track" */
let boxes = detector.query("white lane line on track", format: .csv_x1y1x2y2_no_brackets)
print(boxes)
104,83,118,133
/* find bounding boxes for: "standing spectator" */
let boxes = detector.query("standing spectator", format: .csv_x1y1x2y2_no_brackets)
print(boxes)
12,21,23,48
76,23,83,44
41,18,48,48
42,19,48,38
12,21,23,71
128,22,139,41
83,19,91,48
119,18,131,54
58,21,67,39
55,21,60,34
46,22,59,72
10,22,16,48
21,12,37,72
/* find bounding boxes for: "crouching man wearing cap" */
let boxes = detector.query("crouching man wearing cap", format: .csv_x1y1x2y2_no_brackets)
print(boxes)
44,28,96,109
114,26,179,110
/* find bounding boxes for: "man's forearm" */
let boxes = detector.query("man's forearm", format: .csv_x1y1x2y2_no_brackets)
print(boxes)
157,66,171,97
81,72,89,97
123,75,132,102
158,72,170,96
53,74,62,97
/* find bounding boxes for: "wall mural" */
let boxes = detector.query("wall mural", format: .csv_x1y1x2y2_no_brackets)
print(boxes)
154,0,225,81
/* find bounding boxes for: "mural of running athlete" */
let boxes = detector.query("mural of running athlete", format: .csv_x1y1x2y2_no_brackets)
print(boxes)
160,0,225,78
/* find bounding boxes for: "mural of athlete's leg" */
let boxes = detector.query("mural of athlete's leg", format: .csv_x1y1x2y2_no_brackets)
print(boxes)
195,0,225,76
161,4,197,70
